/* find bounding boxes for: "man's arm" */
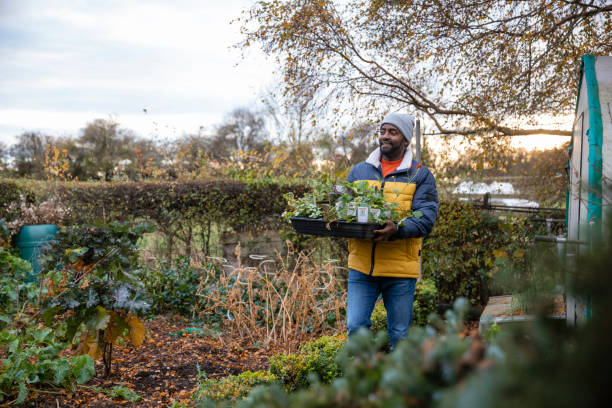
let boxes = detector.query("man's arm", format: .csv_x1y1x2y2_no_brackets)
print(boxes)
392,168,439,239
346,164,360,183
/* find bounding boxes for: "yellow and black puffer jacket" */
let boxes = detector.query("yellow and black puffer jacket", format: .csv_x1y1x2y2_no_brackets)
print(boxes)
346,148,438,278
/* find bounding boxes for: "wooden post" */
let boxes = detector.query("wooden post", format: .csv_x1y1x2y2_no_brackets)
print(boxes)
415,117,422,281
415,118,421,163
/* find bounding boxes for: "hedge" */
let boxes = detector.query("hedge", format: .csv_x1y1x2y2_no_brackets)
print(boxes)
422,200,547,305
1,178,548,306
0,179,28,220
56,180,306,230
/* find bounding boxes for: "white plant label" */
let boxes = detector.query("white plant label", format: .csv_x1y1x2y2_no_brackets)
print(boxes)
357,206,369,223
347,202,357,217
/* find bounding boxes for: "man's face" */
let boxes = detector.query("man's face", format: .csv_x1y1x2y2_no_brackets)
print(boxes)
379,124,408,159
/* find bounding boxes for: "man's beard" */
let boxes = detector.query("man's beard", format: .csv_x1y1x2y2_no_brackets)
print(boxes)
379,141,403,157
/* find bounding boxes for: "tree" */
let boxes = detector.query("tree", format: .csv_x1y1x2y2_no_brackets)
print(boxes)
10,132,52,178
74,119,141,181
0,141,8,173
261,84,320,146
316,122,376,175
214,107,269,156
260,86,323,170
240,0,612,137
172,133,212,177
77,119,123,180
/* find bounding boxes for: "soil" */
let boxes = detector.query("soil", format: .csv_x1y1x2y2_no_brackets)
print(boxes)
22,316,272,408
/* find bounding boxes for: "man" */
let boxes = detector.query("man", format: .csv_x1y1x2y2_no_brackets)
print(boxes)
345,112,438,349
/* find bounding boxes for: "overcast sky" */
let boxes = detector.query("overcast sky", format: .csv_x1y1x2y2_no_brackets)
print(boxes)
0,0,275,146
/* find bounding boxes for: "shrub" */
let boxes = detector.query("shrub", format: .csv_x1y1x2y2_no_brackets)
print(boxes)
413,278,438,326
0,247,95,403
144,256,209,317
58,179,304,230
370,302,387,336
5,195,71,233
423,200,546,305
0,323,95,404
0,249,37,328
39,221,153,376
0,180,25,220
237,299,476,408
268,334,346,391
194,370,278,403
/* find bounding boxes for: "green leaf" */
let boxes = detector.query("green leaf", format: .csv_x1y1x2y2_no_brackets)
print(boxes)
7,337,20,353
94,306,110,330
16,382,28,404
54,358,72,385
41,306,62,326
107,385,143,402
412,210,423,218
66,247,88,263
32,328,53,344
71,354,95,384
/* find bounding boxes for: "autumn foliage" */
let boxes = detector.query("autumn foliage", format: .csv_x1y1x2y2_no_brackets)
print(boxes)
240,0,612,136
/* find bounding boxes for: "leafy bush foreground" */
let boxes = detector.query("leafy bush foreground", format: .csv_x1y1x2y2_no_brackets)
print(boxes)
0,249,95,404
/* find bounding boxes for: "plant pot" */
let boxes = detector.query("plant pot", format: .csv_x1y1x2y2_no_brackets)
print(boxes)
16,224,59,282
289,217,384,239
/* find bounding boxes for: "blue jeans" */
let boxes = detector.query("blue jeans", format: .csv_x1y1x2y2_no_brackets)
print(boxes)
346,269,416,348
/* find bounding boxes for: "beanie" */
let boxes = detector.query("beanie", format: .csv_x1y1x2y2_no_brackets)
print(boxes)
380,113,414,143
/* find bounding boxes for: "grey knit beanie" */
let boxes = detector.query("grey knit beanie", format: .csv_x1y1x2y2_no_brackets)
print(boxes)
380,113,414,143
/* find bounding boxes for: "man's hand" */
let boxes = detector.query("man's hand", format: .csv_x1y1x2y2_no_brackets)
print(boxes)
373,220,397,241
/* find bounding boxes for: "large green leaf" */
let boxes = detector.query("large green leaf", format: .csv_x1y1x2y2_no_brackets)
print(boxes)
16,382,28,404
71,355,95,384
53,358,71,385
32,327,53,344
94,306,110,330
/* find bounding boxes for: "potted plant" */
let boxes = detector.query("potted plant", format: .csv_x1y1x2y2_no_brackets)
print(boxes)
284,178,418,239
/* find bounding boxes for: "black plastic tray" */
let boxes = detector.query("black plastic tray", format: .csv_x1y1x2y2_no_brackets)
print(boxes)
289,217,383,239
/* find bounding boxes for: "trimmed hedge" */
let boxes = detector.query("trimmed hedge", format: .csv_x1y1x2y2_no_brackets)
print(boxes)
2,178,548,306
57,180,306,231
0,180,28,220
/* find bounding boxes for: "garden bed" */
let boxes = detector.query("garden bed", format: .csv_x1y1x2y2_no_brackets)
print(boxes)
23,315,481,407
478,294,566,334
26,316,273,408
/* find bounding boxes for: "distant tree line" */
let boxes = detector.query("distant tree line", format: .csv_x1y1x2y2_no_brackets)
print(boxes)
0,106,374,181
0,101,570,206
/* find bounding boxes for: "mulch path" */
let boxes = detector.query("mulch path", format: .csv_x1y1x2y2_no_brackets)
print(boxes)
24,316,273,408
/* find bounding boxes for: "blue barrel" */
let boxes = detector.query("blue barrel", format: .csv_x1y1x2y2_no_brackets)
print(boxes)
16,224,59,282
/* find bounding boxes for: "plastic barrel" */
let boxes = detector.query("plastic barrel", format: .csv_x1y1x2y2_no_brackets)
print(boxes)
16,224,59,282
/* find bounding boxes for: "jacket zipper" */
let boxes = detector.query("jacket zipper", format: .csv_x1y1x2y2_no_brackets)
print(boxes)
367,163,415,275
369,174,387,276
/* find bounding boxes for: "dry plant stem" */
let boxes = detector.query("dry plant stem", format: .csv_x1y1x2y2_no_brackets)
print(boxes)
16,278,20,315
198,242,346,350
102,340,113,377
